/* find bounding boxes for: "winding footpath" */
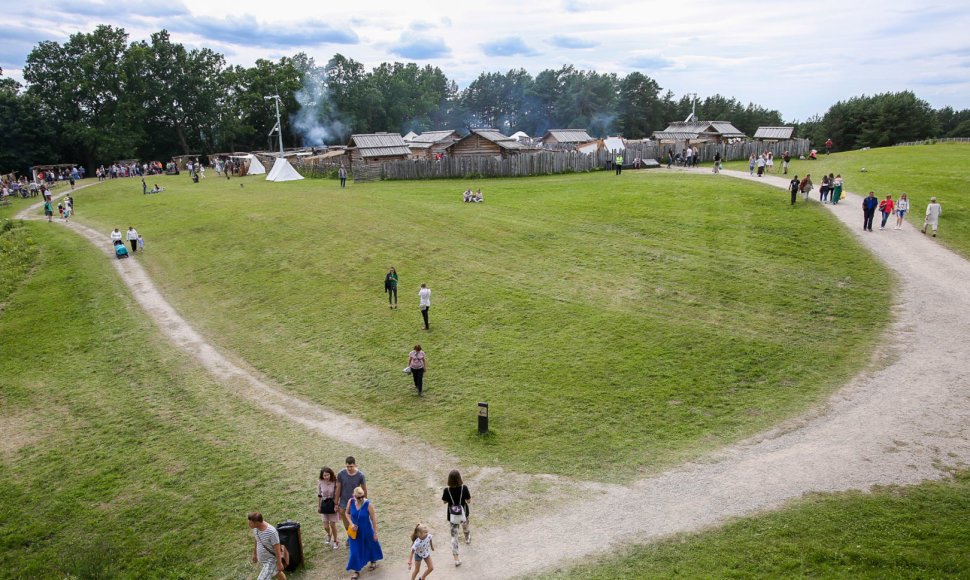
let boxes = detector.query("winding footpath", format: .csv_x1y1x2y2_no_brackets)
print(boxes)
18,170,970,579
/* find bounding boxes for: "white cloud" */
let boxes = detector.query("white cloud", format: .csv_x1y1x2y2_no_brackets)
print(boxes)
2,0,969,120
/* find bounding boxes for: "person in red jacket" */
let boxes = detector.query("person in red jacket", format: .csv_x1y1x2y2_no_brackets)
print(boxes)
878,194,895,229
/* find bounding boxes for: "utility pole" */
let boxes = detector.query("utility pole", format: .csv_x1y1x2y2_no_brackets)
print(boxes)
264,94,284,158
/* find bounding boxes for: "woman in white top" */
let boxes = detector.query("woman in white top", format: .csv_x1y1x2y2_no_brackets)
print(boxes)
418,283,431,330
895,193,910,229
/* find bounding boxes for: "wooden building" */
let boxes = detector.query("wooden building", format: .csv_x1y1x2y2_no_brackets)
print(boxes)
347,133,411,165
540,129,594,149
652,121,746,146
753,126,796,142
445,129,524,159
408,130,462,159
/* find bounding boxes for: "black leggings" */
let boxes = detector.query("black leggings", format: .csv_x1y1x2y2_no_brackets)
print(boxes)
387,287,397,304
411,368,424,393
421,307,429,329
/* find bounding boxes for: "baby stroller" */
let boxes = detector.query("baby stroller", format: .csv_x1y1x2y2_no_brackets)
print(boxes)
114,240,129,259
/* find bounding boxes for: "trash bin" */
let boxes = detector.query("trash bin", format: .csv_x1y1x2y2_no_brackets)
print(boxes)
276,520,303,572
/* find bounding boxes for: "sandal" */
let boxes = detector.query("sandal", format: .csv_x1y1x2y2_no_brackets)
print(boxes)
351,575,359,580
368,563,377,571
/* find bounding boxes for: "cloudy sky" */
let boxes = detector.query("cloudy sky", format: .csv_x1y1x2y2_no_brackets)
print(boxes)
2,0,969,122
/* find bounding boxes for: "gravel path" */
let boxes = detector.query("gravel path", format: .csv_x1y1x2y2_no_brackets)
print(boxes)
18,171,970,579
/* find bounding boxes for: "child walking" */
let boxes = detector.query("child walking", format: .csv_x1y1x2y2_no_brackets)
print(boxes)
408,524,435,580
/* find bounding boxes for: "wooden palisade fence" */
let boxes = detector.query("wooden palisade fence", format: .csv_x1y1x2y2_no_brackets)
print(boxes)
296,139,810,183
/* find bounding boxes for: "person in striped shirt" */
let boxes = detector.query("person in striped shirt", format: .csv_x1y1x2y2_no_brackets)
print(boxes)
248,512,286,580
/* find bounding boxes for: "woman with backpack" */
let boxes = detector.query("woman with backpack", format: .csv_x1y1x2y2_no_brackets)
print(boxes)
441,470,471,567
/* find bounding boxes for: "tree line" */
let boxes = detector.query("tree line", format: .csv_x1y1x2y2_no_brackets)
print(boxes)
2,25,969,174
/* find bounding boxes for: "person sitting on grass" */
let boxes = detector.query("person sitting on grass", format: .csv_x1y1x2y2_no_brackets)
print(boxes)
473,189,483,203
462,188,473,202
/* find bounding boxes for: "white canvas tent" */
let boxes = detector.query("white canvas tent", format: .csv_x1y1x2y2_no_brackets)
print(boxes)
266,157,304,182
230,154,266,175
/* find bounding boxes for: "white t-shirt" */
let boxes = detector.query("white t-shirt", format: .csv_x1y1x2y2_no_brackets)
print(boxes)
127,229,138,241
419,288,431,307
412,534,433,558
110,230,123,241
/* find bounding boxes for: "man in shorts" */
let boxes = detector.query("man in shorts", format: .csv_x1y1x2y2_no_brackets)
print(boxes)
248,512,286,580
334,457,367,544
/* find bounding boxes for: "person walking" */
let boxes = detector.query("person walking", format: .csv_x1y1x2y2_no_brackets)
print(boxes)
712,151,721,174
782,151,791,174
127,226,139,253
862,192,879,232
922,197,943,236
819,174,830,203
799,174,813,201
789,176,800,205
895,193,909,229
142,178,147,195
43,200,54,222
339,165,347,188
346,486,383,579
766,151,774,173
110,228,123,245
878,195,895,229
441,470,471,567
248,512,286,580
384,267,398,309
748,154,756,176
408,524,435,580
418,283,431,330
831,175,844,204
317,467,340,549
334,457,367,549
408,345,427,396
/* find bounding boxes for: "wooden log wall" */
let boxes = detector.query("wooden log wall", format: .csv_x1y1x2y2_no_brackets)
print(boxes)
305,139,811,183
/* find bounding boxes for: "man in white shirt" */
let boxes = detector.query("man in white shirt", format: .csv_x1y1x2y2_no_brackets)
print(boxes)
126,227,139,253
922,197,943,237
418,283,431,330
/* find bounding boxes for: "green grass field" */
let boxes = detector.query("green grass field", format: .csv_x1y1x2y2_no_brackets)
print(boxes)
725,142,970,259
0,221,428,578
1,145,965,577
57,169,894,482
538,471,970,579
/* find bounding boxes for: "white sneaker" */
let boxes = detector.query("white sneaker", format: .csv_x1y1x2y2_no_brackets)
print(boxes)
333,541,340,550
455,560,462,567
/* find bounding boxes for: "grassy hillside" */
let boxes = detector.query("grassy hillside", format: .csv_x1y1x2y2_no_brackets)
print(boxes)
58,170,892,481
726,142,970,258
537,471,970,579
0,221,426,579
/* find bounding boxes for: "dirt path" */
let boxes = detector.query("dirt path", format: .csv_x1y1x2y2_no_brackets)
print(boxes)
19,172,970,579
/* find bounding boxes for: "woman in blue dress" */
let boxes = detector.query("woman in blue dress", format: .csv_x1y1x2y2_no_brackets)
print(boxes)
346,486,383,579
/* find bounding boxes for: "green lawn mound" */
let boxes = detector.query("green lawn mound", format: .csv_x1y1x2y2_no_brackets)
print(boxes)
74,169,891,481
538,472,970,579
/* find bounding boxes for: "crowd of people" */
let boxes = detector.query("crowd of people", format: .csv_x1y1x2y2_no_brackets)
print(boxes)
252,459,471,580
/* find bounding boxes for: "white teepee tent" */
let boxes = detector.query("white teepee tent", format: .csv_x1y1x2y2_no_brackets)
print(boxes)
266,157,304,182
231,154,266,175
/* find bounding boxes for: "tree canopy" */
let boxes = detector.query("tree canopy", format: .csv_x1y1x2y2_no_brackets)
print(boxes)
1,27,966,174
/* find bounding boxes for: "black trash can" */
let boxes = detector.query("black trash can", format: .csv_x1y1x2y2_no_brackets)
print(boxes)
276,520,303,572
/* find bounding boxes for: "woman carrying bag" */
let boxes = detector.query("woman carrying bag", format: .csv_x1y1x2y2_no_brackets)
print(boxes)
441,470,471,567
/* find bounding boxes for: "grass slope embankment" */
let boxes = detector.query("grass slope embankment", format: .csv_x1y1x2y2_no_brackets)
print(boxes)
68,170,892,482
726,142,970,258
0,221,425,579
537,471,970,579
